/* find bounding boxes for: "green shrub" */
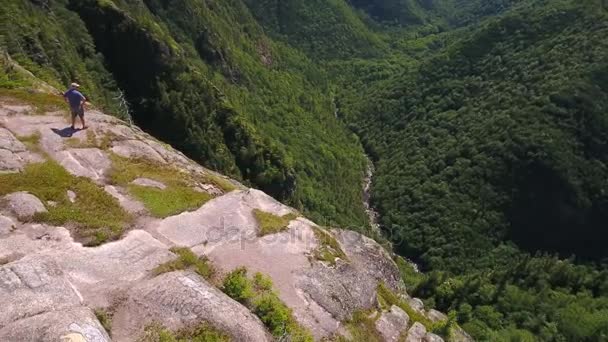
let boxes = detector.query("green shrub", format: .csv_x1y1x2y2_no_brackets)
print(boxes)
252,293,292,336
221,268,313,341
139,323,230,342
395,256,426,292
221,267,254,303
253,272,274,292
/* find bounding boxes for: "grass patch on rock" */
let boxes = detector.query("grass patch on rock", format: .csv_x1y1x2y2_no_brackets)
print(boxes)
17,131,44,155
201,172,237,193
311,226,348,265
253,209,298,236
65,130,116,150
332,309,383,342
0,161,130,245
94,308,113,335
153,247,215,280
139,322,230,342
0,88,65,114
221,267,313,341
108,154,214,218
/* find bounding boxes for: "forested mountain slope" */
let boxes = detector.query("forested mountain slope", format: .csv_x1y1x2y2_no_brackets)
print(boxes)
3,0,608,340
1,0,368,228
333,0,608,340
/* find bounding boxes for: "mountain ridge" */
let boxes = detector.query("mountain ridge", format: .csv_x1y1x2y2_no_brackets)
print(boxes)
0,90,467,341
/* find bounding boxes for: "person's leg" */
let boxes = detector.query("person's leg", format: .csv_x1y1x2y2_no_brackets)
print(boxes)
80,107,87,129
71,109,76,129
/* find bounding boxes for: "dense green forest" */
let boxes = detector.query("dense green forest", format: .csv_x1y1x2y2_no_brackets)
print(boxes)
2,0,608,340
330,0,608,340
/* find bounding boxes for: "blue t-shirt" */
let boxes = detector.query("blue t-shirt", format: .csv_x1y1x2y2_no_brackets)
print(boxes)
64,89,85,108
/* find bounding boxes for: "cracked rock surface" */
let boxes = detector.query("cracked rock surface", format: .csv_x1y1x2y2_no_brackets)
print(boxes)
0,100,464,341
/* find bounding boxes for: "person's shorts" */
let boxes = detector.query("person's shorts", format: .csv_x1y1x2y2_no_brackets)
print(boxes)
70,106,84,118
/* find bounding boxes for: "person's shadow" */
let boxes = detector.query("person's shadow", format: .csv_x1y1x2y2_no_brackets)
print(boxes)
51,127,78,138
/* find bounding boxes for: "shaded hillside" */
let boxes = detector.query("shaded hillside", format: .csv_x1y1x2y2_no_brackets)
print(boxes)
243,0,389,59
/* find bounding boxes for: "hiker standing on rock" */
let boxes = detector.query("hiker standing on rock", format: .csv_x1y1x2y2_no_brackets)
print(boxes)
63,82,87,130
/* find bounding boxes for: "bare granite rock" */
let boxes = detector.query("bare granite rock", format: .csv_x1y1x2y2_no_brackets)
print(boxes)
375,305,410,342
55,148,111,182
112,271,272,342
67,190,77,203
0,307,110,342
0,127,26,153
0,149,24,173
406,322,428,342
104,185,147,215
0,258,83,327
1,192,47,221
407,297,426,313
131,177,167,190
425,332,445,342
427,309,448,322
0,215,15,236
111,139,166,164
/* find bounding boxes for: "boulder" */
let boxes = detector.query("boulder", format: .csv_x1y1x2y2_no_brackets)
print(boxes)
111,271,272,341
1,192,47,221
405,322,427,342
131,177,167,190
427,309,447,323
425,332,445,342
407,297,425,313
0,307,110,342
375,305,410,342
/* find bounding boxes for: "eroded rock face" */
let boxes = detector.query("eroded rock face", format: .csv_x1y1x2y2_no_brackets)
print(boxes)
1,192,47,221
112,271,272,342
375,305,410,342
